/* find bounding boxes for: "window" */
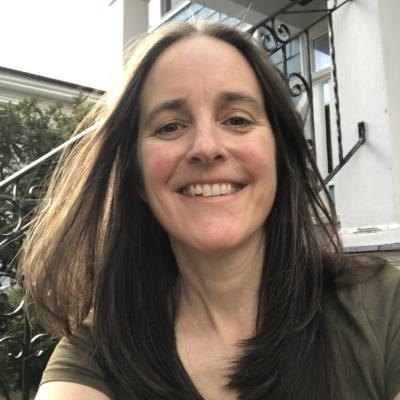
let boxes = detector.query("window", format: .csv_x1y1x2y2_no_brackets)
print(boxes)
312,34,331,72
269,37,302,76
167,2,242,27
162,0,185,15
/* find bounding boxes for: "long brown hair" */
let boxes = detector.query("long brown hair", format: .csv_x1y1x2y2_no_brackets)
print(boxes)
20,22,381,399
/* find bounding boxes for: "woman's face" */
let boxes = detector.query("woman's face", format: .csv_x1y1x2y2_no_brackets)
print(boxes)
137,35,277,255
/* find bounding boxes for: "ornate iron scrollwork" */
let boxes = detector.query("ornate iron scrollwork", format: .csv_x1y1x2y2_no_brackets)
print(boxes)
288,73,311,98
288,72,312,123
254,18,292,53
0,168,56,400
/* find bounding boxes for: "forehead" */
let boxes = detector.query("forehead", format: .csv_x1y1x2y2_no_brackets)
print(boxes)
140,35,264,110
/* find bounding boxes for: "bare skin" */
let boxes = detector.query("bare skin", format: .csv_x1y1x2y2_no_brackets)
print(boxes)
35,382,110,400
36,238,262,400
173,236,264,400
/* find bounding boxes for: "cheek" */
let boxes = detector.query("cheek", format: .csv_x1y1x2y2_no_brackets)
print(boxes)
139,144,178,197
244,137,277,212
241,136,276,178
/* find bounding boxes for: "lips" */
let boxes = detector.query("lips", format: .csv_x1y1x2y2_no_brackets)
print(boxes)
180,182,246,197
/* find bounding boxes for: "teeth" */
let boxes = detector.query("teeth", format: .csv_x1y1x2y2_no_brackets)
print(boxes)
203,184,211,196
182,183,242,197
211,184,220,196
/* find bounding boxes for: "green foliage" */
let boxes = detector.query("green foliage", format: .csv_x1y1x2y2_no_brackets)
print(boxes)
0,94,93,398
0,94,93,269
0,93,92,180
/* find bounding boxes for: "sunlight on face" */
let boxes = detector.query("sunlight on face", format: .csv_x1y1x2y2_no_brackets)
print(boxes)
138,36,277,256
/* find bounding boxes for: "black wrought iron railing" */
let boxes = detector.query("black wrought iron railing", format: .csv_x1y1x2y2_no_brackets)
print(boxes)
0,0,364,398
246,0,365,184
0,120,94,399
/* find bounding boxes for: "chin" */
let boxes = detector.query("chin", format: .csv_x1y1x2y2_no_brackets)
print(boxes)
192,241,239,254
174,230,260,256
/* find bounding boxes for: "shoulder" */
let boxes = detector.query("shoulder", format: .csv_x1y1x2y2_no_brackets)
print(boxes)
332,264,400,324
325,264,400,345
35,381,111,400
360,264,400,323
40,314,116,399
324,264,400,400
359,263,400,297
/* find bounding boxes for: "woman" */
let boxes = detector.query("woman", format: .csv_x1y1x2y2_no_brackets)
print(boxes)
21,22,400,400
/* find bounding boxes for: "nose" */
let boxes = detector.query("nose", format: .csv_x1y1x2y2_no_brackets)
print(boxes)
185,123,227,164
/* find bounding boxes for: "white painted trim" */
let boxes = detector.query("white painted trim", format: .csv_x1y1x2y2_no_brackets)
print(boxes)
0,70,101,104
341,223,400,252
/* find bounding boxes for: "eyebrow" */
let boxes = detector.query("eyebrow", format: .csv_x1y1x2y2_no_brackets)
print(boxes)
141,90,262,127
217,91,262,109
142,98,186,127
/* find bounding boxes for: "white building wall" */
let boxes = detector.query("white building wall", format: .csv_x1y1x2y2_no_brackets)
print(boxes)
148,0,163,27
378,0,400,224
122,0,149,47
331,0,400,250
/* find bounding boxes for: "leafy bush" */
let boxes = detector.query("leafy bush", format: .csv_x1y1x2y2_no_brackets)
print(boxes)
0,94,93,398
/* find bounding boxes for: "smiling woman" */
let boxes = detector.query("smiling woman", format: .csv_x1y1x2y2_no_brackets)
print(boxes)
19,22,400,400
138,36,276,255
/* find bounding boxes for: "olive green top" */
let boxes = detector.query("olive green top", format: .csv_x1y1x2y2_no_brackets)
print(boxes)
41,265,400,399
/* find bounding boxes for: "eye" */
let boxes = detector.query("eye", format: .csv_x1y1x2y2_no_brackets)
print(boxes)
155,122,185,135
224,116,253,129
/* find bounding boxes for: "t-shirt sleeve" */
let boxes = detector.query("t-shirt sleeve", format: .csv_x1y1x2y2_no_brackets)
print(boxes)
361,265,400,400
40,318,115,399
383,267,400,400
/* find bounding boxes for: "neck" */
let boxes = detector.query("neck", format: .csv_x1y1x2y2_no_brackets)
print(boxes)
172,232,265,343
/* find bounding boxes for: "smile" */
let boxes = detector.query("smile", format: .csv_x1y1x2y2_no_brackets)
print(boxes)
180,183,245,197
